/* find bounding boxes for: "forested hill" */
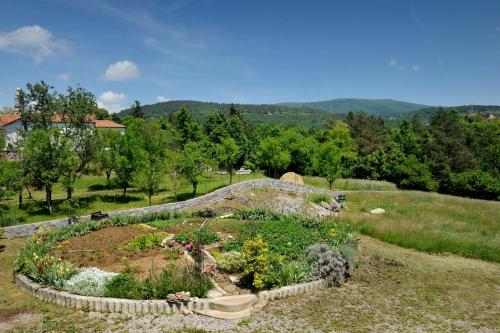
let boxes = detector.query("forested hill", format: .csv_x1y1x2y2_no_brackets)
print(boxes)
409,105,500,119
118,99,500,128
119,100,335,128
279,98,429,118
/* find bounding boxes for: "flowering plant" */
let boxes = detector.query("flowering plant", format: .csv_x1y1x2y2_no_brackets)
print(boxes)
168,239,193,256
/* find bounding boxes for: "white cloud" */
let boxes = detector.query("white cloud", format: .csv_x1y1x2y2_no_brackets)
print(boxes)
496,26,500,32
0,25,69,63
388,58,397,67
102,60,140,81
57,73,71,81
156,95,170,102
399,65,405,71
97,91,127,113
411,64,421,71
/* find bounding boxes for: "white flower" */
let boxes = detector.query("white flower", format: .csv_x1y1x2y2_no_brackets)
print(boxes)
63,267,117,296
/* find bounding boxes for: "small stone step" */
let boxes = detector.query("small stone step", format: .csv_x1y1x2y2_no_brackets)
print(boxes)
209,294,256,312
194,308,251,320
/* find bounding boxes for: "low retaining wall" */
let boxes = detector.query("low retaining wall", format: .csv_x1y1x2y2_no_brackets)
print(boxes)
4,179,341,238
15,274,329,314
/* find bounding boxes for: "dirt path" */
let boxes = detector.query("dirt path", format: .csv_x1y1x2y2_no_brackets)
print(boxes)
1,235,499,332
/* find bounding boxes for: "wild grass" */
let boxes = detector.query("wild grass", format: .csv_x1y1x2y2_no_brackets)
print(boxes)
340,191,500,262
303,177,397,191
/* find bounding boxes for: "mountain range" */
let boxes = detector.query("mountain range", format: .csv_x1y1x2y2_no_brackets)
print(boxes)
119,98,499,128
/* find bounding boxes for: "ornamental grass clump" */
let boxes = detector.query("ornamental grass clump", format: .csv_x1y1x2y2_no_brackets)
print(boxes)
63,267,117,296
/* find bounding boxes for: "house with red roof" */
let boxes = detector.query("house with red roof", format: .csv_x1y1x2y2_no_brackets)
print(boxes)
0,113,125,149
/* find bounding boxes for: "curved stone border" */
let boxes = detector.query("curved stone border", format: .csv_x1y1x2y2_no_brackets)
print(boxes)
4,179,342,238
16,273,328,314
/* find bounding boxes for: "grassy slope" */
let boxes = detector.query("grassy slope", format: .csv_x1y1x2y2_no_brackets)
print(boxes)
0,172,266,226
341,191,500,262
1,236,498,332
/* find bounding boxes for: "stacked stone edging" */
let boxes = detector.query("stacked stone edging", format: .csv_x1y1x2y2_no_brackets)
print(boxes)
15,273,329,314
4,179,341,238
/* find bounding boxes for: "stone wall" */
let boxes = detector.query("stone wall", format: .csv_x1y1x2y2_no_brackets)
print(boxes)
3,179,341,238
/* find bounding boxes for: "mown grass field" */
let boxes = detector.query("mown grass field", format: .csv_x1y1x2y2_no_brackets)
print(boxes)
0,172,266,226
340,190,500,262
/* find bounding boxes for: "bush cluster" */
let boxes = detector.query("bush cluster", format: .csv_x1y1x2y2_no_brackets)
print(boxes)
121,232,166,250
63,267,117,296
306,243,351,286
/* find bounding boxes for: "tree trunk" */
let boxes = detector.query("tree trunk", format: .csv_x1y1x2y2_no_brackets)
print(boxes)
192,182,198,198
18,189,23,209
229,171,233,185
25,185,32,199
46,188,53,215
67,186,73,200
148,194,152,206
329,182,332,190
106,172,111,188
123,187,127,198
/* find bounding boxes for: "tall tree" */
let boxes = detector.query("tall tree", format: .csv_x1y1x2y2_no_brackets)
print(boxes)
23,129,73,214
345,111,388,156
59,86,100,199
132,122,170,205
180,141,206,197
97,129,121,187
165,150,185,201
18,81,58,131
215,138,241,185
131,100,145,118
316,142,343,190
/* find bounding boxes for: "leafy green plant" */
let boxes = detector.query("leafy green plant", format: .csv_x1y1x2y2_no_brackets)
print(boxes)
104,273,144,299
174,230,220,245
309,193,332,204
265,262,310,288
212,251,246,273
122,232,166,250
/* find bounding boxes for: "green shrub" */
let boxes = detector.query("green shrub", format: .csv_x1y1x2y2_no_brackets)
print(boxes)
122,233,166,250
58,199,80,217
212,251,246,273
233,209,282,221
104,273,144,299
191,208,216,218
309,193,331,204
0,227,3,239
142,263,213,298
241,236,272,290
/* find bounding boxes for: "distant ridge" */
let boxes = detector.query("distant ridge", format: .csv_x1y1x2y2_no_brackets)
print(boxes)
278,98,429,118
118,98,499,128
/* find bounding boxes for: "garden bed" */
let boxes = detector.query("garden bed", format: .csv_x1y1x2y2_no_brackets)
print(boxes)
14,208,358,312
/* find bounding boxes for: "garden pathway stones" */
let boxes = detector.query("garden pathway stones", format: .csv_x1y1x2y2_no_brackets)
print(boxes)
194,294,257,320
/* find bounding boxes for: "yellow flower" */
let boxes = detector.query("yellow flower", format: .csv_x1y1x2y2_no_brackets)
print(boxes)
329,228,337,238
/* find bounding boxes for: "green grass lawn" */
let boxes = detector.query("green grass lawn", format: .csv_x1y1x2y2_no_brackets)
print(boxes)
0,172,266,226
303,176,397,191
340,190,500,262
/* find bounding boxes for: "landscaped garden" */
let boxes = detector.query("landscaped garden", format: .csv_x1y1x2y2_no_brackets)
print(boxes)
13,207,358,302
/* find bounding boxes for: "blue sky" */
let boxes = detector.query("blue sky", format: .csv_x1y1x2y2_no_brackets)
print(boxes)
0,0,499,111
